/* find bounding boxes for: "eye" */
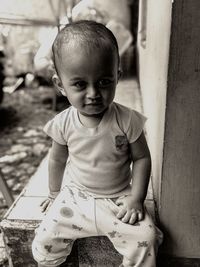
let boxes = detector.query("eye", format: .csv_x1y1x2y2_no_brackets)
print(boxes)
73,81,87,89
97,79,113,88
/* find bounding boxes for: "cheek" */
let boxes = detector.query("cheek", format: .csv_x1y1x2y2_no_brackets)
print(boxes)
102,86,116,101
67,91,84,105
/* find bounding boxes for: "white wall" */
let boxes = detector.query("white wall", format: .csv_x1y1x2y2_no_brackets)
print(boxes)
137,0,172,205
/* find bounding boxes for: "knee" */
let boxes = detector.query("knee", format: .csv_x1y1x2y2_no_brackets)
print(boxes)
122,256,137,267
139,224,163,250
32,236,71,267
32,244,66,266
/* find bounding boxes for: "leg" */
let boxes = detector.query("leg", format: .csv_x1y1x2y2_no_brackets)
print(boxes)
95,199,163,267
118,212,162,267
32,186,98,266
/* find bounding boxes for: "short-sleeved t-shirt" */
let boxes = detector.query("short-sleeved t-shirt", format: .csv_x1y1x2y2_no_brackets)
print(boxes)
44,102,146,198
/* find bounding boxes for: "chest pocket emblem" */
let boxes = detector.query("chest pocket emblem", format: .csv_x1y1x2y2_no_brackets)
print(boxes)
115,135,128,151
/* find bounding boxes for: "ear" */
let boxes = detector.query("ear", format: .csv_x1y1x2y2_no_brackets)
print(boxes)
52,74,67,96
117,69,122,82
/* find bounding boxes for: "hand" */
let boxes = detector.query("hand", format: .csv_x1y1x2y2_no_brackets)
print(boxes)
40,191,59,213
115,195,144,225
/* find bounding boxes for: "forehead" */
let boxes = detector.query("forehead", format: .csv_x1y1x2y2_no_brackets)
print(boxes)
58,40,118,72
55,31,118,57
60,36,117,54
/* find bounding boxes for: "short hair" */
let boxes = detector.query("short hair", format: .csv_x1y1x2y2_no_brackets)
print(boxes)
52,20,119,74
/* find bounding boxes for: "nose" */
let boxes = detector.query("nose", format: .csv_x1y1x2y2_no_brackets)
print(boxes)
86,84,100,100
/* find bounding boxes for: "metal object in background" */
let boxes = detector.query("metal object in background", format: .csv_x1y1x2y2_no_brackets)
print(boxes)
0,168,14,208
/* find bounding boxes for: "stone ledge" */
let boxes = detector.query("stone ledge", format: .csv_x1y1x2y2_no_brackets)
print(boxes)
0,232,7,266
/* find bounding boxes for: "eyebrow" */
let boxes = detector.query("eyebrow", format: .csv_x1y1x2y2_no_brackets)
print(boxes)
69,77,85,82
69,73,116,82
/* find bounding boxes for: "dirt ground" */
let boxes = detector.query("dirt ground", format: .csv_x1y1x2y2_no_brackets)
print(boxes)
0,85,68,218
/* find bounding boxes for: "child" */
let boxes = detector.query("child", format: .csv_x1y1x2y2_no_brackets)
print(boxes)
32,20,163,267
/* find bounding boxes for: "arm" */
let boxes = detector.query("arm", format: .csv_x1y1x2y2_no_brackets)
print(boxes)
41,140,69,212
34,47,54,80
48,140,69,192
130,131,151,203
34,43,53,72
116,131,151,224
34,28,57,77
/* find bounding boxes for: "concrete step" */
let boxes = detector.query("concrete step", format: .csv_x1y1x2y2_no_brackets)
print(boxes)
0,232,8,267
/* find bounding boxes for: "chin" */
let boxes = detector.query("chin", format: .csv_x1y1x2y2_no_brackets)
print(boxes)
81,108,106,117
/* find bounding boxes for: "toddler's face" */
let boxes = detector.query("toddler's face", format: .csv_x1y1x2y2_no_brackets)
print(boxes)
58,43,119,117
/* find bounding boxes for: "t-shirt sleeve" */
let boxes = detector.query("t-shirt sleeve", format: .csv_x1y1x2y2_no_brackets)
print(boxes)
43,112,67,145
126,110,147,143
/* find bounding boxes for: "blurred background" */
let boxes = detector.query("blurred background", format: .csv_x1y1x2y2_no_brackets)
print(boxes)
0,0,139,96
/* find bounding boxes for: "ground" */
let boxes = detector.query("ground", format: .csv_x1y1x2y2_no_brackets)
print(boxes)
0,85,68,218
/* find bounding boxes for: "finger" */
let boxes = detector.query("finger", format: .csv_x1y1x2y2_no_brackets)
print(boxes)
137,211,144,221
40,199,50,208
129,212,137,225
121,210,132,223
40,199,47,207
116,208,127,219
115,198,123,206
41,203,48,213
40,198,51,207
41,200,51,212
44,203,52,213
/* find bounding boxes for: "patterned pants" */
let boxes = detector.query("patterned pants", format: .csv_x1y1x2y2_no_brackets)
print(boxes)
32,186,163,267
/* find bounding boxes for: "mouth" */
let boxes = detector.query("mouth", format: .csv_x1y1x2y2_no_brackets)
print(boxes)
85,102,103,106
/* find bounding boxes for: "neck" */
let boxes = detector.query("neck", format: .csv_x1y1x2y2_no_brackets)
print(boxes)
78,110,107,128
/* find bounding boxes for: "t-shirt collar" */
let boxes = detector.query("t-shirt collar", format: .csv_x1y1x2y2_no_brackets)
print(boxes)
73,103,114,136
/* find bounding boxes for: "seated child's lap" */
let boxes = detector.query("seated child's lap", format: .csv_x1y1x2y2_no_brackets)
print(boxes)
32,186,163,262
